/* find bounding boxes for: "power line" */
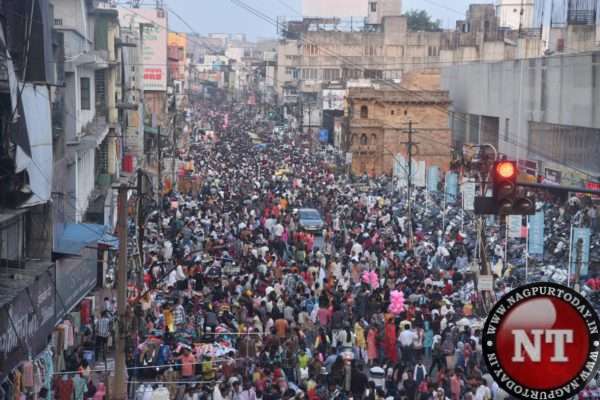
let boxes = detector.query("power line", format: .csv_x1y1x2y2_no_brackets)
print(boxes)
228,0,598,178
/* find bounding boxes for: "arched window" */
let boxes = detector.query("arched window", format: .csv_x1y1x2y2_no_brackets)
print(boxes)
360,134,368,145
360,105,369,119
351,134,357,145
371,134,377,144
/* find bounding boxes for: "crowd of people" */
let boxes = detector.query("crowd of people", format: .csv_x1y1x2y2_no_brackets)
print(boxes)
74,97,600,400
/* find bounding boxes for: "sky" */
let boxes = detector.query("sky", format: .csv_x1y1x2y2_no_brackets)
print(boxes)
166,0,475,40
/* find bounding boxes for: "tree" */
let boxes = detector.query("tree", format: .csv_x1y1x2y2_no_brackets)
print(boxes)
404,10,442,32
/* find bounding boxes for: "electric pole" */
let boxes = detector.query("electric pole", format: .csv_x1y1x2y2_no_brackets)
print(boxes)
157,126,163,233
114,184,129,400
403,120,418,250
136,169,145,290
171,105,177,193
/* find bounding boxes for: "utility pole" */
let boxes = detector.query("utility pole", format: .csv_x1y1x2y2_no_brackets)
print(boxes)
157,126,163,231
136,169,145,290
114,184,129,400
403,120,418,250
171,107,177,193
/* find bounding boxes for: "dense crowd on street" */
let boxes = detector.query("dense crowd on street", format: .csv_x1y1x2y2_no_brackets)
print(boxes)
60,98,600,400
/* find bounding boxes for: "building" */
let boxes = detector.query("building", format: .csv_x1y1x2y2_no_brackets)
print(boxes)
275,2,555,139
0,0,57,380
120,20,145,173
347,71,451,176
168,32,188,87
496,0,535,30
51,0,121,344
442,51,600,187
302,0,370,18
119,7,169,191
53,0,122,227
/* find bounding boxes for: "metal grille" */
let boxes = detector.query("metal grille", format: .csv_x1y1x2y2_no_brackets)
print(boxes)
95,69,106,113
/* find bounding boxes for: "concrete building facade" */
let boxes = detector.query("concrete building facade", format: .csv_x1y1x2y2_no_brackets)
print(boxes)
442,51,600,186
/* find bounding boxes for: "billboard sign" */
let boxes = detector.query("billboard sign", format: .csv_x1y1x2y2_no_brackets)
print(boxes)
322,89,345,110
119,8,168,91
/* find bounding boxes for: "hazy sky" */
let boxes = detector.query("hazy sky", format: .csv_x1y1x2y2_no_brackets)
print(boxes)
166,0,475,39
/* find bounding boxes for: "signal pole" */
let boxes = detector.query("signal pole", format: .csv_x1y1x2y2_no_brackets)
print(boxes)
403,120,418,250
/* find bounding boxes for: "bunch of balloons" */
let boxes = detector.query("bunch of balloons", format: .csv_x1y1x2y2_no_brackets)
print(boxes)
388,290,405,315
361,270,379,289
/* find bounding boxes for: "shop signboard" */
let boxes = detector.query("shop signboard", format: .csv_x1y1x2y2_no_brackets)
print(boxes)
544,168,562,185
322,89,345,111
0,265,56,381
528,210,545,255
119,8,168,91
462,181,476,211
586,181,600,201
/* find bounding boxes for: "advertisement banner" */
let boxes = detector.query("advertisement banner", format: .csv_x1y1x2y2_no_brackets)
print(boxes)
507,215,523,238
0,265,56,381
528,211,545,255
119,8,168,91
544,168,562,185
394,155,408,188
586,181,600,200
445,172,459,204
570,227,591,277
462,181,476,211
427,166,439,193
413,160,426,188
322,89,345,111
55,249,97,320
319,129,329,142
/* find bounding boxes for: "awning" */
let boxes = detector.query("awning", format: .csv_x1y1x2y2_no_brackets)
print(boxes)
15,84,53,208
54,223,119,256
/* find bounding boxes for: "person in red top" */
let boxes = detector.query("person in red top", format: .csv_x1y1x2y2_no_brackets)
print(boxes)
384,315,398,364
179,348,197,378
54,376,73,400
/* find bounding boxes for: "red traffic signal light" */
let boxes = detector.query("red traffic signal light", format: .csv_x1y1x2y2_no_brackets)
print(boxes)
493,161,517,216
496,161,516,179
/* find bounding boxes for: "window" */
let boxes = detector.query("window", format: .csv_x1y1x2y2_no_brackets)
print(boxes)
504,118,510,141
360,134,368,145
391,109,395,115
304,44,318,56
95,70,106,112
370,2,377,12
80,77,91,110
360,105,369,119
323,69,340,81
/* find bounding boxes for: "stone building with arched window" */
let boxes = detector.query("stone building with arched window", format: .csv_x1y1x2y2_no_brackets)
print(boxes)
346,71,452,176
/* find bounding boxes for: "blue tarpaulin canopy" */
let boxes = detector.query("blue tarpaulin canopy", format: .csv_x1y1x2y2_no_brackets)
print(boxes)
54,223,119,256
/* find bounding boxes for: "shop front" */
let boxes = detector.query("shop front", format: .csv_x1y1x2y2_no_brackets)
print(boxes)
0,262,56,397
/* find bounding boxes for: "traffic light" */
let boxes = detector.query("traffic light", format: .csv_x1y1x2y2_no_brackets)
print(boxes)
493,161,517,215
492,161,535,215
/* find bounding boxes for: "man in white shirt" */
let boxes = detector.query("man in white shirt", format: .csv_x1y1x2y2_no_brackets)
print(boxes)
474,378,492,400
398,326,416,364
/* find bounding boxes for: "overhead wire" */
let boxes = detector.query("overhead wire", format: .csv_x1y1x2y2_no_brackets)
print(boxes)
227,0,598,178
